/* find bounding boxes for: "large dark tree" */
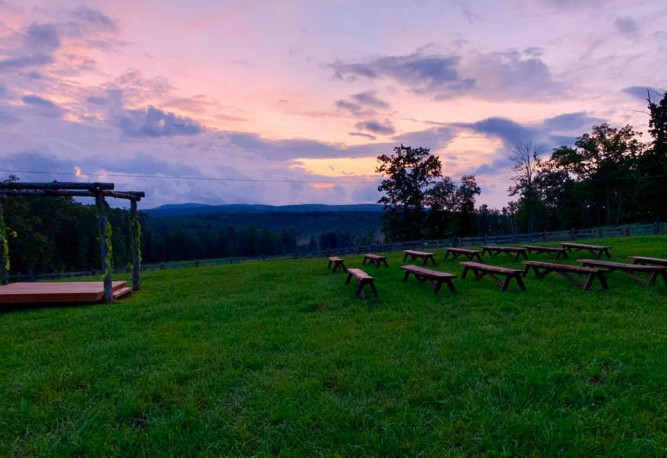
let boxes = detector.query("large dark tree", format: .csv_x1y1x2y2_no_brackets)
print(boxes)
637,90,667,222
551,123,644,225
508,142,544,233
376,145,442,241
454,175,481,236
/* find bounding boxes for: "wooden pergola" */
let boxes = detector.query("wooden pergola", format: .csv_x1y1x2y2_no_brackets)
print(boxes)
0,182,145,303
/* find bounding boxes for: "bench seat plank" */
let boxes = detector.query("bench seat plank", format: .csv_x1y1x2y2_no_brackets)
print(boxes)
579,259,667,286
444,247,483,262
327,256,347,273
522,245,569,260
400,265,457,295
481,246,528,261
629,256,667,267
523,260,608,291
403,250,437,266
561,243,612,259
362,253,389,268
460,261,526,292
345,268,378,298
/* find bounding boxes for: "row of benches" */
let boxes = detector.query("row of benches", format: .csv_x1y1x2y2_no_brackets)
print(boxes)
331,254,667,298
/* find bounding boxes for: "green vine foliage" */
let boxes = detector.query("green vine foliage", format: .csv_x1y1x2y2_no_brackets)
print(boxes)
131,215,142,264
102,221,113,281
0,215,9,273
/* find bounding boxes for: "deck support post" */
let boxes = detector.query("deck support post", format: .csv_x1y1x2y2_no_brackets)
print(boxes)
130,199,141,292
95,190,113,304
0,196,8,285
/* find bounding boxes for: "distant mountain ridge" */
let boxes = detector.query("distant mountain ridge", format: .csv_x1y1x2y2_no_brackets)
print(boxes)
144,203,384,218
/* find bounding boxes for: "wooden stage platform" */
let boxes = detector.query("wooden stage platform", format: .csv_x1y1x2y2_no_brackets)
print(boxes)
0,281,132,305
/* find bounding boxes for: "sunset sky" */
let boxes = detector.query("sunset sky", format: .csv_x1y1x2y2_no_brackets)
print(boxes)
0,0,665,209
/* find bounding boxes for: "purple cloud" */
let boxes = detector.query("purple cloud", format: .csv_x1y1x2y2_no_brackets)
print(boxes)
331,51,468,93
622,86,664,101
354,119,395,135
71,7,118,32
349,132,377,140
614,17,638,37
25,24,61,51
22,94,64,117
351,91,390,108
0,53,53,72
117,106,204,138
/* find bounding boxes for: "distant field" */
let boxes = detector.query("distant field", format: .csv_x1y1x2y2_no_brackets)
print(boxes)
1,236,666,455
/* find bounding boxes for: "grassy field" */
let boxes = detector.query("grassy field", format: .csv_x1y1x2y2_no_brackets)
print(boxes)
1,236,666,456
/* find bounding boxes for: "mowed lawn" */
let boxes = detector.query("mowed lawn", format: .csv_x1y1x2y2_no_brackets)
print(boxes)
1,236,666,456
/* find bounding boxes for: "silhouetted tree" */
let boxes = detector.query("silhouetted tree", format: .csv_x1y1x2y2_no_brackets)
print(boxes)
376,145,443,241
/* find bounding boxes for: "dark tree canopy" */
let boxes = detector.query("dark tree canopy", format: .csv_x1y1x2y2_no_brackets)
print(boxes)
376,145,443,241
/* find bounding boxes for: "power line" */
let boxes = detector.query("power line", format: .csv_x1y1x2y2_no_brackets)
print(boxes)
0,169,381,185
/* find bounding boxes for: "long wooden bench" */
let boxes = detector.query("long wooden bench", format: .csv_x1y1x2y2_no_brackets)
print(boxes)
345,268,378,299
561,242,611,259
522,245,569,260
481,246,528,261
327,256,346,273
523,260,608,291
444,247,482,262
578,259,667,287
628,256,667,267
403,250,437,266
400,265,457,295
362,253,389,268
460,261,526,292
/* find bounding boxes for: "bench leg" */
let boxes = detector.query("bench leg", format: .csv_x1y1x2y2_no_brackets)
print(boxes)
345,272,353,285
445,279,457,294
403,271,411,282
433,280,443,294
327,260,332,268
382,259,389,268
369,280,378,296
355,282,365,298
403,253,408,261
597,272,609,290
362,258,368,265
461,266,469,279
514,274,526,291
500,275,512,292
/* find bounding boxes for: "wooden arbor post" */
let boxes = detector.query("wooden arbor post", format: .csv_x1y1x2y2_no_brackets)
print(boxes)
94,189,113,304
0,196,7,285
130,198,141,292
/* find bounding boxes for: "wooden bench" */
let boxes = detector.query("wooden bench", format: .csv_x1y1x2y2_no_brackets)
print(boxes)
523,260,608,291
522,244,569,260
561,242,611,259
400,265,457,295
629,256,667,267
481,245,528,261
578,259,667,287
460,261,526,292
444,247,482,262
345,268,378,298
362,253,389,268
402,250,437,266
327,256,346,273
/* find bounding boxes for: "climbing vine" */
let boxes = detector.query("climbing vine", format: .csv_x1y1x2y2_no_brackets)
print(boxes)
0,215,9,273
102,221,113,281
131,214,142,264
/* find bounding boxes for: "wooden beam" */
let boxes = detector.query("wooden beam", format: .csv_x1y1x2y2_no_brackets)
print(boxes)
0,189,145,200
130,199,141,292
95,192,113,304
0,181,114,191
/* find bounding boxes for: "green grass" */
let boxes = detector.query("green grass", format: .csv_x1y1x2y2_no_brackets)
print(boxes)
1,236,666,456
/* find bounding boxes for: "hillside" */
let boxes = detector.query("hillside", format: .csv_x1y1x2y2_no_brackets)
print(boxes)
1,236,666,455
144,203,384,218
